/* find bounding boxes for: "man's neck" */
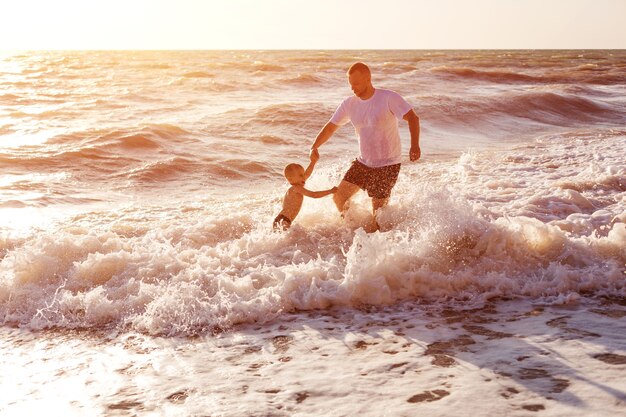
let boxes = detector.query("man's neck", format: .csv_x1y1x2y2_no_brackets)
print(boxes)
360,86,375,100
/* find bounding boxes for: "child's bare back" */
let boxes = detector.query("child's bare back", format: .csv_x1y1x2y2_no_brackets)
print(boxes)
273,153,337,230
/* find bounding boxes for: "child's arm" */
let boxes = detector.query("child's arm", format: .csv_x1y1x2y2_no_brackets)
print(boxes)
293,185,338,199
303,149,320,180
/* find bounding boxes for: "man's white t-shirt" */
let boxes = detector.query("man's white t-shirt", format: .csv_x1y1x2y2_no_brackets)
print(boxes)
330,88,413,168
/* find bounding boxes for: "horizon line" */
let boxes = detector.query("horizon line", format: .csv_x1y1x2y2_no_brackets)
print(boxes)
3,48,625,52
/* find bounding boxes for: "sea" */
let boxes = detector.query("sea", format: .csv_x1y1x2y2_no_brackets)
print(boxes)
1,50,625,416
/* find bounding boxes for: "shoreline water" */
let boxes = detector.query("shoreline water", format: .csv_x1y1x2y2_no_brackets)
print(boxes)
2,297,625,416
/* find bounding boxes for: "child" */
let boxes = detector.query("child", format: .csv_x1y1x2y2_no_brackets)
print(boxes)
273,152,337,230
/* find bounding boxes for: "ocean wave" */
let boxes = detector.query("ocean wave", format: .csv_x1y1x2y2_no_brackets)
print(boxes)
505,92,613,121
0,123,276,184
182,71,215,78
202,159,276,181
138,63,171,70
0,195,104,209
0,148,124,172
556,84,616,97
252,62,286,72
222,159,275,175
0,93,21,104
0,191,622,335
259,135,292,145
581,72,626,85
431,66,542,83
96,124,192,150
1,51,625,335
124,157,198,182
183,59,290,75
170,77,238,91
51,124,192,147
0,200,27,208
280,73,323,85
420,91,622,127
244,102,333,130
430,65,626,85
0,126,14,136
119,156,275,183
0,124,194,172
1,132,624,335
438,131,626,227
381,62,418,73
281,53,351,65
9,107,79,120
19,67,48,75
111,134,161,149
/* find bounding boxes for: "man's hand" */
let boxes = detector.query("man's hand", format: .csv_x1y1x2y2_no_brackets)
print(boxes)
403,110,420,162
310,147,320,163
410,146,421,161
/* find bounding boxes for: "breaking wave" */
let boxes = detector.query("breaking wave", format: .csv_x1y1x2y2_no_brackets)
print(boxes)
431,65,626,85
420,91,623,127
1,133,624,335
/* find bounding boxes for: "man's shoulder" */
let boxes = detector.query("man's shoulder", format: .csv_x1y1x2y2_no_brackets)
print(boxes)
377,88,404,99
341,95,358,105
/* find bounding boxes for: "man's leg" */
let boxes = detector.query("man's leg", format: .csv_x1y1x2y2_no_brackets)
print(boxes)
372,197,389,213
334,180,360,214
370,197,389,231
368,163,400,231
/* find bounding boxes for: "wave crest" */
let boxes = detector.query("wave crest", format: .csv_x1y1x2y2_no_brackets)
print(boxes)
280,73,323,85
182,71,215,78
244,103,332,131
421,91,622,127
431,65,626,85
431,66,541,83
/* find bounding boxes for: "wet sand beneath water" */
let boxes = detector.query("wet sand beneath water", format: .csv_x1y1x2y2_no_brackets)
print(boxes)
1,297,625,417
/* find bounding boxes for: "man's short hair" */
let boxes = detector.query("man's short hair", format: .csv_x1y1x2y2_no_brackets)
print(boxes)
347,62,371,77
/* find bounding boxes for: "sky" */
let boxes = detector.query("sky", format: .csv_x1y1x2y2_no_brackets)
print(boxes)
1,0,625,50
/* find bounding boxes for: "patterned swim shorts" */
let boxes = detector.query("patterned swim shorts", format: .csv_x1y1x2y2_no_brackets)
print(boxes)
343,159,401,199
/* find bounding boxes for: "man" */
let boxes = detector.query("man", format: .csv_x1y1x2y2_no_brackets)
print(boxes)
310,62,421,231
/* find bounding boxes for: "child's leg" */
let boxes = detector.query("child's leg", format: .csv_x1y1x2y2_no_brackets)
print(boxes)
273,214,292,230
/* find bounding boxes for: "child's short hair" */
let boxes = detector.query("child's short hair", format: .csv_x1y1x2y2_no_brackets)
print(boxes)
283,163,304,181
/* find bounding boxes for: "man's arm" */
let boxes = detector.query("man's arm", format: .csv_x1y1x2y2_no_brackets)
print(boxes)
310,121,339,160
403,109,420,161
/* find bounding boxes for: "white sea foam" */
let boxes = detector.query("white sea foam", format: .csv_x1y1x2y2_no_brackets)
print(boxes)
1,131,623,335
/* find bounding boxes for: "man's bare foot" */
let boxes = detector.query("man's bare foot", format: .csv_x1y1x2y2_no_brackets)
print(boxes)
364,218,379,233
339,200,351,220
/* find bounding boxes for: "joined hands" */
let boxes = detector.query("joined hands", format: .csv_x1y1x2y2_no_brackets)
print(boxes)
310,147,320,163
